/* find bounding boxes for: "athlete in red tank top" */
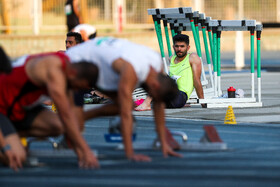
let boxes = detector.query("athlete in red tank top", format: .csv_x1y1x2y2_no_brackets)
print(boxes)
0,52,69,122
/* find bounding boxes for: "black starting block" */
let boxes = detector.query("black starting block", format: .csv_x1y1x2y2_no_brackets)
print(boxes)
117,125,227,151
104,133,137,143
104,116,137,143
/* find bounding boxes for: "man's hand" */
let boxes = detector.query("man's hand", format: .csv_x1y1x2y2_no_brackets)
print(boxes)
162,144,183,158
128,154,152,162
201,103,207,108
76,146,99,169
5,149,23,171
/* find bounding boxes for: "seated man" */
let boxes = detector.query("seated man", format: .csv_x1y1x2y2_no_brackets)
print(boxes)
0,50,99,170
135,34,206,111
66,31,83,50
66,37,182,162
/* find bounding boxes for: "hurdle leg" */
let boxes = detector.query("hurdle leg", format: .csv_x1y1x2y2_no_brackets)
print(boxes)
256,24,262,103
202,23,214,88
193,12,203,57
217,30,222,96
212,27,218,97
249,27,255,98
193,12,207,86
207,28,214,63
190,15,208,86
169,22,177,38
163,20,173,58
207,27,216,87
152,15,168,74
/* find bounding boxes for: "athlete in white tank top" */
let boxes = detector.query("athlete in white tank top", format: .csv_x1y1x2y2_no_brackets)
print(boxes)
66,37,162,91
66,37,182,162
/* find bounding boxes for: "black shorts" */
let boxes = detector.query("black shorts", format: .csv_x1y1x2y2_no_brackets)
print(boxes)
0,113,16,137
13,105,46,131
166,90,188,108
74,91,84,107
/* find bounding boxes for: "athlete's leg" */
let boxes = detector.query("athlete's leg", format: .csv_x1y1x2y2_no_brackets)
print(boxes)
84,92,119,120
84,103,119,120
165,91,188,108
17,108,64,137
74,106,84,131
73,91,86,131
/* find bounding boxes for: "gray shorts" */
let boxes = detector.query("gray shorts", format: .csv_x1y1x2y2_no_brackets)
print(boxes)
0,113,16,137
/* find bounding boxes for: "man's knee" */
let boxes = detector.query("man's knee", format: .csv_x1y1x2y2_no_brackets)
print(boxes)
32,110,65,136
49,120,64,136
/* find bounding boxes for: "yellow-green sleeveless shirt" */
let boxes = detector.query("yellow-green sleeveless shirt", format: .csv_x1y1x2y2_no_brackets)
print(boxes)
169,54,194,97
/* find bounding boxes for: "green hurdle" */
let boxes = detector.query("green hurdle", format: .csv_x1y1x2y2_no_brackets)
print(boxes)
152,15,168,73
200,14,214,88
206,17,214,65
212,26,218,96
148,7,263,108
148,7,210,88
256,24,262,102
249,26,255,98
163,20,173,58
217,30,222,96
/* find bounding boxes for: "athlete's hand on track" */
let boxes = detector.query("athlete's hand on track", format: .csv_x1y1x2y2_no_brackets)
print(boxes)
162,144,183,158
76,147,99,169
5,149,23,171
128,154,152,162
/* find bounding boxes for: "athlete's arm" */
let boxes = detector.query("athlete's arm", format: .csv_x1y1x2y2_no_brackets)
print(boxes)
0,132,22,171
189,53,206,108
45,60,99,168
73,0,83,23
113,58,151,162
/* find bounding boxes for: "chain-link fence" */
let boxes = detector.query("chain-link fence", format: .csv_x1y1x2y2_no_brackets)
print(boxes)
204,0,279,22
1,0,279,34
1,0,280,57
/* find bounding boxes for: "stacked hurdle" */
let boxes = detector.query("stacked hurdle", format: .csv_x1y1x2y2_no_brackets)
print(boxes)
147,7,263,108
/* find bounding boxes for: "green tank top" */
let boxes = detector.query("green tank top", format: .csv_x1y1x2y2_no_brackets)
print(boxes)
169,54,194,97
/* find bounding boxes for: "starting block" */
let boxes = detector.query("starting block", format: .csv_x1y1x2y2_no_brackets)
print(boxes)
104,116,137,143
104,133,137,143
28,149,97,159
26,149,98,167
25,137,97,167
116,125,227,151
26,137,59,149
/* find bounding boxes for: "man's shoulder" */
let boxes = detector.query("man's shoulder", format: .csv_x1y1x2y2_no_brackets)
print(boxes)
189,52,199,57
189,52,200,63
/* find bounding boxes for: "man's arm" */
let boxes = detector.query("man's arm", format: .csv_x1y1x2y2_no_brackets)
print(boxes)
73,0,83,23
46,61,99,168
189,53,206,108
0,132,22,171
113,59,151,162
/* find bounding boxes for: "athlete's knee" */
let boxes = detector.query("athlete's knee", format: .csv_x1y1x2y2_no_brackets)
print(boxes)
50,120,64,136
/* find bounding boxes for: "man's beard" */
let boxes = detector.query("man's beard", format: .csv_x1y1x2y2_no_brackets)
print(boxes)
175,51,187,58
